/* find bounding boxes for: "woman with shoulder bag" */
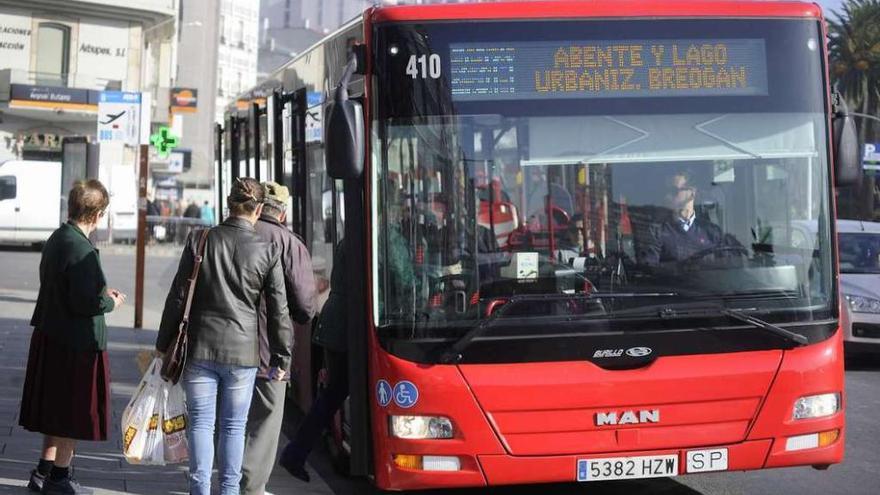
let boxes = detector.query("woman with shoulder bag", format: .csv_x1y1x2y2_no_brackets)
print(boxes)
20,180,127,495
156,178,292,495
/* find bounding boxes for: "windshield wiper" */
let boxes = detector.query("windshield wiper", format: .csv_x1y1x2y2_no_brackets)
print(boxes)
655,305,809,346
438,291,678,364
719,308,809,345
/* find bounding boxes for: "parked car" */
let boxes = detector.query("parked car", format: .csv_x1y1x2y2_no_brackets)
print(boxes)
0,160,62,248
838,219,880,354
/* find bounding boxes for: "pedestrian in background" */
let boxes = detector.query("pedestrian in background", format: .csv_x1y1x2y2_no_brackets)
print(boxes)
200,200,216,227
146,195,161,244
184,200,202,241
184,200,201,219
157,178,292,495
241,182,317,495
174,199,188,244
19,180,127,495
280,239,348,483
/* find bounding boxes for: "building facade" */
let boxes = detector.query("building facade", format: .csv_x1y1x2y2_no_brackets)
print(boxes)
258,0,371,80
0,0,176,162
216,0,260,124
166,0,220,193
0,0,177,240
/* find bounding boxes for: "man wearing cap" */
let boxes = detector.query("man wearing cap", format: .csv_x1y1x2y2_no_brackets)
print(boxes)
241,182,317,495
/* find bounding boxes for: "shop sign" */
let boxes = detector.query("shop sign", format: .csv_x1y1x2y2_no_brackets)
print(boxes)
9,84,98,111
864,143,880,171
0,12,32,71
18,132,64,151
97,91,142,145
170,87,198,113
76,20,129,84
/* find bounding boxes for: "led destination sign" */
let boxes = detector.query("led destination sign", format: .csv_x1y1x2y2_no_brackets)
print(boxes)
449,39,768,101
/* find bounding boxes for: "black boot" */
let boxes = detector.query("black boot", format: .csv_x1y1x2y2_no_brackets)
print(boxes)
41,467,93,495
28,459,53,492
27,469,46,492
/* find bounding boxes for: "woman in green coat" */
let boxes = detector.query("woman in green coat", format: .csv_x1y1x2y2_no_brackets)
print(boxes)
19,180,126,495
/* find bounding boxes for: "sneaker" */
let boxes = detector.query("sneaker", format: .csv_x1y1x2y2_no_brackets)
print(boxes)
40,476,93,495
27,469,45,492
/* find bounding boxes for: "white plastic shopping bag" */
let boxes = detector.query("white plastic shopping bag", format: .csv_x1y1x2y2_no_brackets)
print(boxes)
143,386,166,466
161,380,189,464
122,358,165,465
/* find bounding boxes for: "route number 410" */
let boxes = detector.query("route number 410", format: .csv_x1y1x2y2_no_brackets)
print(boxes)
406,54,441,79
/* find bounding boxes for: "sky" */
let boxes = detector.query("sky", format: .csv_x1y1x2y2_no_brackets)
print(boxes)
816,0,846,19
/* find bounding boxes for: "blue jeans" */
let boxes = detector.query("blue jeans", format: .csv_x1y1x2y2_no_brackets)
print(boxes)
183,360,258,495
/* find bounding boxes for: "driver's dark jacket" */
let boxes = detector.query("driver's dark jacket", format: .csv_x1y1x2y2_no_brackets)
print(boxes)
157,217,292,371
640,216,725,266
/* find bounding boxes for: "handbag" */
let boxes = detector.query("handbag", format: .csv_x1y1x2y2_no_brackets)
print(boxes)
161,228,210,384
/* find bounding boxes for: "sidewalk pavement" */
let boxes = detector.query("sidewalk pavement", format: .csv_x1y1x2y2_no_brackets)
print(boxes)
0,310,338,494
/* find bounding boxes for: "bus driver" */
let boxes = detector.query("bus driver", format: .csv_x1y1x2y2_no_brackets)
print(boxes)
639,171,734,267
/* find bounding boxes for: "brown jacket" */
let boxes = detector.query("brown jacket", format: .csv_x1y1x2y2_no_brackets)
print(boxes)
254,214,317,378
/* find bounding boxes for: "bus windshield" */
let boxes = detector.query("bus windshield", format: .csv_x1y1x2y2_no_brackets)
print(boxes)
372,18,833,339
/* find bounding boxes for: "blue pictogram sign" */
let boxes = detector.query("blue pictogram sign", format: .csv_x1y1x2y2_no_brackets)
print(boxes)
393,381,419,408
376,380,392,407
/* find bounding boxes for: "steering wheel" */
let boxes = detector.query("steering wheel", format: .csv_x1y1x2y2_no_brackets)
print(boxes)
684,245,750,264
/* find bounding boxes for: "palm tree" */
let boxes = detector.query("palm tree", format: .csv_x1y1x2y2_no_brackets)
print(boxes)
828,0,880,218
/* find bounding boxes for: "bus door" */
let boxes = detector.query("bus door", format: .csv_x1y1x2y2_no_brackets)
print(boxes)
214,123,225,221
250,101,271,182
287,88,308,240
242,113,253,178
226,114,241,180
267,90,284,186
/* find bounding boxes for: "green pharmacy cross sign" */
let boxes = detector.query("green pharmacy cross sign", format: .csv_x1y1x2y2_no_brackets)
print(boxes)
150,126,179,158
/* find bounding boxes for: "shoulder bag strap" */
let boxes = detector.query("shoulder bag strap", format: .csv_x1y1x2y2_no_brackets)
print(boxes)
181,228,210,324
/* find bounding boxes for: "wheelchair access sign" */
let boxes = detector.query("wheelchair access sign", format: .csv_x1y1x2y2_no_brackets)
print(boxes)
393,381,419,408
376,379,419,408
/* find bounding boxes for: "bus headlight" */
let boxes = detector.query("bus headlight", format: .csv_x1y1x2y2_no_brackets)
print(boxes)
793,393,840,420
390,415,454,439
844,294,880,313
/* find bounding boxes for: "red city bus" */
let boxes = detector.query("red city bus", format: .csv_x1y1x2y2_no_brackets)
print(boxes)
218,1,860,490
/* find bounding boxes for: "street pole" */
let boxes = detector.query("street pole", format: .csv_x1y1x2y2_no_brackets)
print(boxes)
135,143,148,329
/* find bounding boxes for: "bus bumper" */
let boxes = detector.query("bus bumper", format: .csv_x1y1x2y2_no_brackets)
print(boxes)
383,434,844,489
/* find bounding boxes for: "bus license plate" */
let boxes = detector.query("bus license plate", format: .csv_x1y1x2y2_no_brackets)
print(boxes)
577,455,678,482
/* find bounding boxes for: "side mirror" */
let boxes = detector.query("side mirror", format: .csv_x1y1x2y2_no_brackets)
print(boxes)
832,95,861,187
325,99,364,179
326,55,364,180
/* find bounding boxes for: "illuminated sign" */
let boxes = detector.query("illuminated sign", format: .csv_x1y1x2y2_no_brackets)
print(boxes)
450,39,768,101
150,127,179,158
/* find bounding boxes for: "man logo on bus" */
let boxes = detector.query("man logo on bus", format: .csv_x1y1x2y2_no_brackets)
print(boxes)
596,409,661,426
626,347,653,357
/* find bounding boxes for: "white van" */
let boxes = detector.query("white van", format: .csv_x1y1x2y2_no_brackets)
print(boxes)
0,161,62,246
